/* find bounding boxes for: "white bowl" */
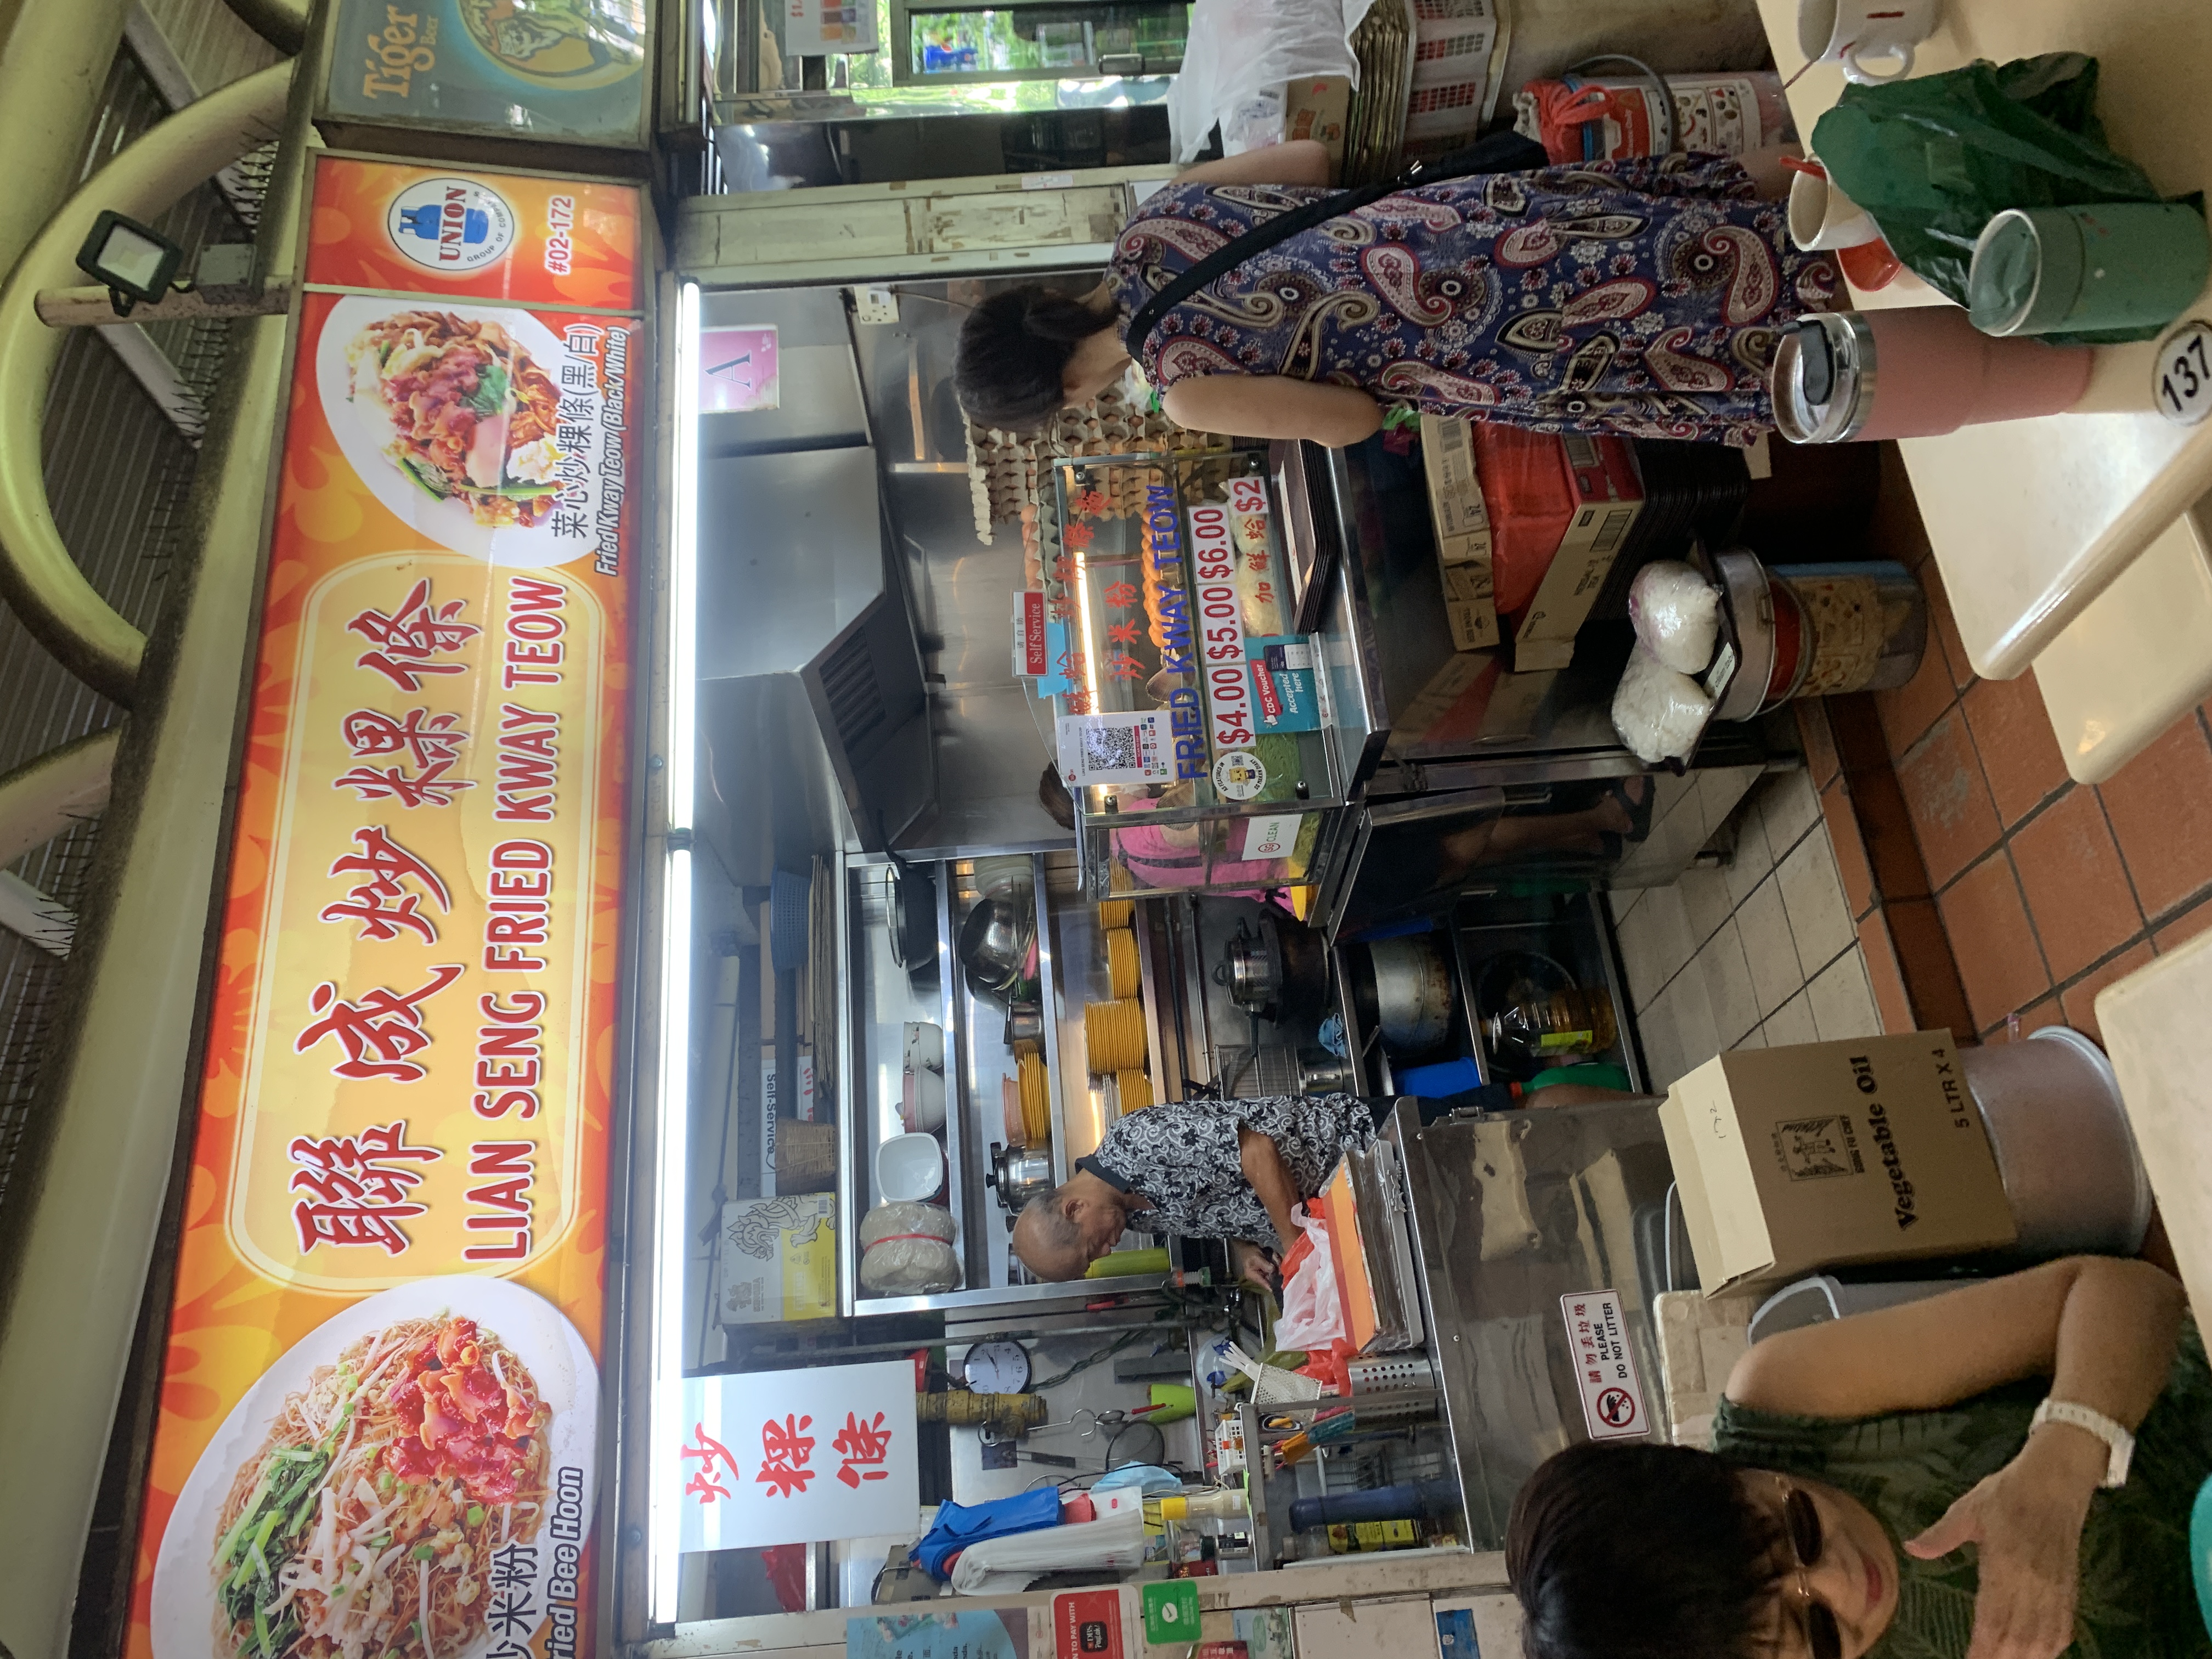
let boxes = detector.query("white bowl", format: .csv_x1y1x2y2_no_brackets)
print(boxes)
1788,166,1878,252
877,1131,945,1203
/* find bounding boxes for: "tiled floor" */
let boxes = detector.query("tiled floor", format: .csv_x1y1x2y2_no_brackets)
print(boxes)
1875,521,2212,1047
1612,766,1884,1091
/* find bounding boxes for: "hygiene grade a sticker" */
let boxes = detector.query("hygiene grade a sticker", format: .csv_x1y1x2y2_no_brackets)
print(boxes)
1560,1289,1649,1441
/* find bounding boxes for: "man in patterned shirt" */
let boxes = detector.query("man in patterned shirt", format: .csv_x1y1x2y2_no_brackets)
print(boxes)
1011,1093,1380,1284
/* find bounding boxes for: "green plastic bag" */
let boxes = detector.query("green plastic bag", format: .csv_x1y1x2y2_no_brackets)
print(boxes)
1812,53,2195,342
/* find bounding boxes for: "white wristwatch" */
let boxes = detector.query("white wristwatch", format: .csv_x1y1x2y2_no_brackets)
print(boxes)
2030,1397,2135,1488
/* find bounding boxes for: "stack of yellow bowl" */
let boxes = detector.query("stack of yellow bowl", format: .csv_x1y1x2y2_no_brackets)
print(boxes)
1116,1068,1153,1112
1019,1052,1051,1146
1096,899,1133,929
1084,997,1147,1073
1106,928,1141,998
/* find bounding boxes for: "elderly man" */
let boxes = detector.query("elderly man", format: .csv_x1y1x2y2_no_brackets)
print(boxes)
1011,1080,1640,1282
1011,1092,1378,1284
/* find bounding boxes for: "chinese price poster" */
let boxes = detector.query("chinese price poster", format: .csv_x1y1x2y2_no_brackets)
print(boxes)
675,1363,919,1554
127,155,638,1659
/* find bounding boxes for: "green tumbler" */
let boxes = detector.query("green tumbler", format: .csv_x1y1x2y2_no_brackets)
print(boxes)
1968,203,2211,336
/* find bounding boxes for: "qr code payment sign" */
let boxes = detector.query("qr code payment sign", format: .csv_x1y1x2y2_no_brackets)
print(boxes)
1057,710,1173,786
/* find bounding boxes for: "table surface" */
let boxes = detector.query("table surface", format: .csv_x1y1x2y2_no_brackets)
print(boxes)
2096,930,2212,1321
1752,0,2212,681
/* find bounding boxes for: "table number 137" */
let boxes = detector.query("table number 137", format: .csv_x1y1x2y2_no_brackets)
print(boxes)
2154,320,2212,426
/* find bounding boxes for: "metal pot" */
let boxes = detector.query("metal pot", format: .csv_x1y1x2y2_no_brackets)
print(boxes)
959,893,1039,1007
1003,1002,1045,1047
1217,916,1284,1019
1216,914,1328,1024
1297,1047,1355,1095
1368,935,1454,1056
986,1141,1055,1216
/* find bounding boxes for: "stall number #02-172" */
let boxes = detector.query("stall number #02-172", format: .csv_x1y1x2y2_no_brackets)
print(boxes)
2154,320,2212,426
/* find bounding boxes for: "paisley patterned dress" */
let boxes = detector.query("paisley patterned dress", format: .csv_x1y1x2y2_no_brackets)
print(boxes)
1106,154,1839,446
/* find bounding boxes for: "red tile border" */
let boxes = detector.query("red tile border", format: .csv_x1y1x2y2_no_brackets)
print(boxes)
1896,712,2003,891
2058,939,2155,1048
1823,776,1876,922
1858,911,1915,1034
1938,851,2051,1031
1961,671,2070,828
2153,894,2212,953
1883,895,1976,1040
1797,701,1841,790
1877,633,1963,761
2097,711,2212,923
2008,787,2143,983
1925,564,1972,693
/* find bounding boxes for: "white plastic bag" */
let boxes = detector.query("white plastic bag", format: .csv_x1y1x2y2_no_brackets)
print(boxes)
1167,0,1376,162
1611,642,1713,764
949,1501,1148,1595
1628,561,1723,675
1273,1211,1347,1351
859,1201,962,1295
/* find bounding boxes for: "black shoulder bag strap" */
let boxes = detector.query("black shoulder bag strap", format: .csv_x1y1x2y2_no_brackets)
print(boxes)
1122,131,1549,366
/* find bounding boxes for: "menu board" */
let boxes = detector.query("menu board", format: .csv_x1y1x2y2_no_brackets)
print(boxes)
126,154,638,1659
320,0,650,149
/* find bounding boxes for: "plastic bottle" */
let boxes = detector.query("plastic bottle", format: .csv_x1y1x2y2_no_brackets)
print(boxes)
1484,987,1618,1060
1147,1488,1250,1524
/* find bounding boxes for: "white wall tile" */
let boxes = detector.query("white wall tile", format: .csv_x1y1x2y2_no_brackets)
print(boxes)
1607,887,1643,926
1759,766,1823,860
1760,990,1819,1049
1722,800,1776,911
1731,1023,1766,1050
1635,984,1685,1093
1807,946,1883,1042
1618,882,1695,1012
1778,827,1855,977
1678,864,1736,951
1697,919,1762,1048
1665,954,1724,1082
1736,872,1807,1019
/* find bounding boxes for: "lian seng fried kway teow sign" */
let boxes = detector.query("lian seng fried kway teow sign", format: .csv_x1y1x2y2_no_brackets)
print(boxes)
129,154,639,1659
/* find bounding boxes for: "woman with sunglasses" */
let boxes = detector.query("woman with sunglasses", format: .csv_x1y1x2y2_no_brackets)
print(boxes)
1507,1255,2207,1659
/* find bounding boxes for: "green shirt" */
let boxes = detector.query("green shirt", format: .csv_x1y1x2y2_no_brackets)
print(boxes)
1712,1316,2212,1659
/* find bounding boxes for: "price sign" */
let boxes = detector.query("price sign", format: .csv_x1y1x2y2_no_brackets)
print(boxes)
2153,320,2212,426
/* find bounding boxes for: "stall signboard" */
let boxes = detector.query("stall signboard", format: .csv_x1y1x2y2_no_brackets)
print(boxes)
673,1363,919,1551
322,0,650,150
127,153,638,1659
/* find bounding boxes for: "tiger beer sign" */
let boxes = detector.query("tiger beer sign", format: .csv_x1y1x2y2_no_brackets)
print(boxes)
128,155,639,1659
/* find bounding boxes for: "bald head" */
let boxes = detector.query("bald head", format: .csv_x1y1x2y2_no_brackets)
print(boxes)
1012,1189,1089,1280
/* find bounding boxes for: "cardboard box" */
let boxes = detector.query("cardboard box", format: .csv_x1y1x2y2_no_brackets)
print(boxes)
1659,1033,2015,1296
1514,433,1644,669
718,1193,838,1324
1284,76,1351,163
1422,415,1499,650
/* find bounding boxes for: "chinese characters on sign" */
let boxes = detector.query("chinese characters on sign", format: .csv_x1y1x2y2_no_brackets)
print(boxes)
676,1363,920,1552
127,155,635,1659
1560,1289,1649,1441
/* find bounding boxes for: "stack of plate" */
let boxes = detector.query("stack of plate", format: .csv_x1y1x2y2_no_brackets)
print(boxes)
1085,998,1148,1073
1106,928,1141,998
1018,1053,1051,1146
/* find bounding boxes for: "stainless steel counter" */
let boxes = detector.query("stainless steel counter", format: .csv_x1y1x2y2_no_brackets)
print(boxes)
1385,1098,1678,1549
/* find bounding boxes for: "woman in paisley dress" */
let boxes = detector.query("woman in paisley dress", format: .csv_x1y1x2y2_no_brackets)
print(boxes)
1507,1255,2211,1659
952,138,1837,447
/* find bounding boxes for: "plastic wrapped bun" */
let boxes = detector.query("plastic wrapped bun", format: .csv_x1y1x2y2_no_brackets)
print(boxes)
1628,561,1723,675
1612,643,1713,764
860,1201,962,1295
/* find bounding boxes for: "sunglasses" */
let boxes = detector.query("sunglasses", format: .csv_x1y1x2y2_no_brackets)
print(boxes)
1781,1482,1844,1659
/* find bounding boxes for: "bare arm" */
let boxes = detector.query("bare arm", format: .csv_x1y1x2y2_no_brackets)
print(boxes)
1163,374,1384,448
1174,138,1332,189
1725,1254,2183,1426
1731,1255,2187,1659
1237,1126,1304,1250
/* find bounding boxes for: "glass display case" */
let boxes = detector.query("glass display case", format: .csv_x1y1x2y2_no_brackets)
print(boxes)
1050,448,1356,901
840,849,1174,1311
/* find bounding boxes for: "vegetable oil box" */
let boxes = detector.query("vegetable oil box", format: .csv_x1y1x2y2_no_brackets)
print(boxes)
1658,1033,2015,1296
719,1193,838,1324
